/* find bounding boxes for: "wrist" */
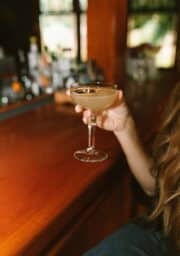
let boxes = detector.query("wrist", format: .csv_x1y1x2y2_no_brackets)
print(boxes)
113,115,136,138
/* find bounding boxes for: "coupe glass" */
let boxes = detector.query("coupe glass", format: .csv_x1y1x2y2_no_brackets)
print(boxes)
70,82,118,163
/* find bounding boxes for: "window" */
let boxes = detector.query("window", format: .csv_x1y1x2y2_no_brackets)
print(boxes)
39,0,87,61
127,0,178,68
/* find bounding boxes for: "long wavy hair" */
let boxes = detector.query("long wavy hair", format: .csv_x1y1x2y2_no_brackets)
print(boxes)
149,82,180,253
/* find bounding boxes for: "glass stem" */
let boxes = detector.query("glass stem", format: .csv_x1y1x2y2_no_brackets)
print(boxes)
87,114,96,152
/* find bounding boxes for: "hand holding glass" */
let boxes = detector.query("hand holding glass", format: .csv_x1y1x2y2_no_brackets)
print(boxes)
70,83,118,163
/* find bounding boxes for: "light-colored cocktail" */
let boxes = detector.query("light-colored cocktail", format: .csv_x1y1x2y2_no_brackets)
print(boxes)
70,83,118,163
71,87,118,112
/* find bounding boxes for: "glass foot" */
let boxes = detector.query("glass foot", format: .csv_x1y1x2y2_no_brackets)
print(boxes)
74,149,108,163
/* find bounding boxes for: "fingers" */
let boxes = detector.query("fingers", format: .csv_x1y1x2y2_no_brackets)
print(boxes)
74,105,91,124
96,114,104,128
118,90,123,101
110,90,124,108
82,110,91,124
75,104,83,113
115,90,123,104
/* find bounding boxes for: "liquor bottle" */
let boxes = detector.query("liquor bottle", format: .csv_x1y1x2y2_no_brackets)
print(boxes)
0,46,5,59
28,36,40,79
18,49,29,82
10,75,24,103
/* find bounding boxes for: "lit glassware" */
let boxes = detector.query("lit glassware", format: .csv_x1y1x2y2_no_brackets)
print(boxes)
70,82,118,163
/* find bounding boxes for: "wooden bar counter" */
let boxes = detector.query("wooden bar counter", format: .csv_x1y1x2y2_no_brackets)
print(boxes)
0,97,129,256
0,72,176,255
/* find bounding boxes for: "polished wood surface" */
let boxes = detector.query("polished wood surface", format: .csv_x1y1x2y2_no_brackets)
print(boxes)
0,102,122,255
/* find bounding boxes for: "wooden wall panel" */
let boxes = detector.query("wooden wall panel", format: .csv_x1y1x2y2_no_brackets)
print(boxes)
46,161,132,256
87,0,128,85
0,0,35,56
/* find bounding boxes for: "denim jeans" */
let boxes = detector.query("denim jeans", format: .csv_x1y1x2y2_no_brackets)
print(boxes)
82,223,168,256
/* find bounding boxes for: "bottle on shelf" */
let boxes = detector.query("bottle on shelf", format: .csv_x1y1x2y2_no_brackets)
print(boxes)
10,75,24,103
0,46,5,60
51,52,64,89
28,36,40,81
39,45,53,93
27,36,42,97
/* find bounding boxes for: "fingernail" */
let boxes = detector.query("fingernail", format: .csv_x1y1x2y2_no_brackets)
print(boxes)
83,117,87,124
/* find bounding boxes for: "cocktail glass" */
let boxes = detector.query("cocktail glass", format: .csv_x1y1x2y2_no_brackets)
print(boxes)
70,82,118,163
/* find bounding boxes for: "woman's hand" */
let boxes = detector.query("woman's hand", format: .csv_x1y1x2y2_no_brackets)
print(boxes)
75,90,132,133
75,90,156,195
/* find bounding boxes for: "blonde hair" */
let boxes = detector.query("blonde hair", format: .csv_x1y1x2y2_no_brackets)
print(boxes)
149,83,180,252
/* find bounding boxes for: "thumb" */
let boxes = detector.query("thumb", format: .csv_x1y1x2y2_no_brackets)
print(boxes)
118,90,123,101
114,90,123,106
